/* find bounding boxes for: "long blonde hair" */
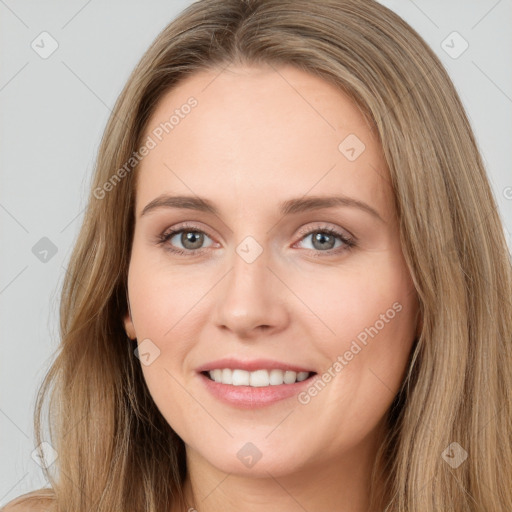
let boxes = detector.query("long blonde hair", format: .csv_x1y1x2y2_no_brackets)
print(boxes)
8,0,512,510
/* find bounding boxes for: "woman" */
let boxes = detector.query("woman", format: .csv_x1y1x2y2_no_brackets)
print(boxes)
4,0,511,511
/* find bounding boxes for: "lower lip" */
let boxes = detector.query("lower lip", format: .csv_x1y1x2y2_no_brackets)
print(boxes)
198,372,317,408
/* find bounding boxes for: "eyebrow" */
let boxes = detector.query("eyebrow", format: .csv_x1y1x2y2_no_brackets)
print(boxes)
140,194,385,223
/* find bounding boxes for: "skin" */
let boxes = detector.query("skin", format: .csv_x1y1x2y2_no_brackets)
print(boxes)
124,63,421,512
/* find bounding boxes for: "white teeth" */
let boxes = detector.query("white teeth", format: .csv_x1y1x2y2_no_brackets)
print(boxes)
283,370,297,384
232,369,250,386
207,369,313,386
269,369,285,385
296,371,309,382
250,369,269,387
221,368,232,385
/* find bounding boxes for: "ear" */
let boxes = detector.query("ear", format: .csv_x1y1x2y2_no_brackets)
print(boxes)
124,301,137,340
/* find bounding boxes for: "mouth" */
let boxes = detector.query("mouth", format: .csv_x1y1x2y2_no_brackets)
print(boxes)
201,368,317,387
198,364,318,408
196,358,318,407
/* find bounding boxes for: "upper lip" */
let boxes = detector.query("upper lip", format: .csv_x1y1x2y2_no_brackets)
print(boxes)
196,358,315,374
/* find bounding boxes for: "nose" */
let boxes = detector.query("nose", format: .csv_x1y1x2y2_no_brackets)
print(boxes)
211,244,289,340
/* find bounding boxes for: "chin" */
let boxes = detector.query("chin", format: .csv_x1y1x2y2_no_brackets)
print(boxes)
190,439,312,478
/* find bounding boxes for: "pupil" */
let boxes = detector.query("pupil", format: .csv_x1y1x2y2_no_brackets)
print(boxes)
314,232,334,250
183,231,203,249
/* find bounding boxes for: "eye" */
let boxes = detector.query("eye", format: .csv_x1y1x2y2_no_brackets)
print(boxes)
156,222,356,257
156,222,215,256
294,224,356,255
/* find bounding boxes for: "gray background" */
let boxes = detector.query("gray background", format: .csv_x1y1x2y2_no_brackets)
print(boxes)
1,0,511,504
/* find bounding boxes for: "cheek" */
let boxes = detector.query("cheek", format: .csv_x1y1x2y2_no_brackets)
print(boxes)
128,265,199,434
292,258,415,346
294,258,417,396
127,248,209,341
291,275,416,452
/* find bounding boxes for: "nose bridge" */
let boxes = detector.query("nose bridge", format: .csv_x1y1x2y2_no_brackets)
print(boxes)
212,231,288,335
228,234,271,303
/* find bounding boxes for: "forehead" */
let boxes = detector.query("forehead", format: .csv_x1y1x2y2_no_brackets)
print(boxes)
135,64,392,221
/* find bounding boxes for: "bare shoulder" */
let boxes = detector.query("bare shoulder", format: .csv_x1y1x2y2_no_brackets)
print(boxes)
1,490,54,512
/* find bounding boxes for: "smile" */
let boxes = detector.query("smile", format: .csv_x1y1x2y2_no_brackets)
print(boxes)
203,368,314,386
198,364,318,408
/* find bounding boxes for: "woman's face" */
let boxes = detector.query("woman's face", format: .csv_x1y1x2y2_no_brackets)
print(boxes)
124,63,420,478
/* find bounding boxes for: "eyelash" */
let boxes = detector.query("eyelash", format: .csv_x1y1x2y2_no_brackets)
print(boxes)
156,222,356,258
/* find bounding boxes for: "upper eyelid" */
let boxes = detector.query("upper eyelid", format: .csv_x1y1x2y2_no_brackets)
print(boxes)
163,222,215,240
